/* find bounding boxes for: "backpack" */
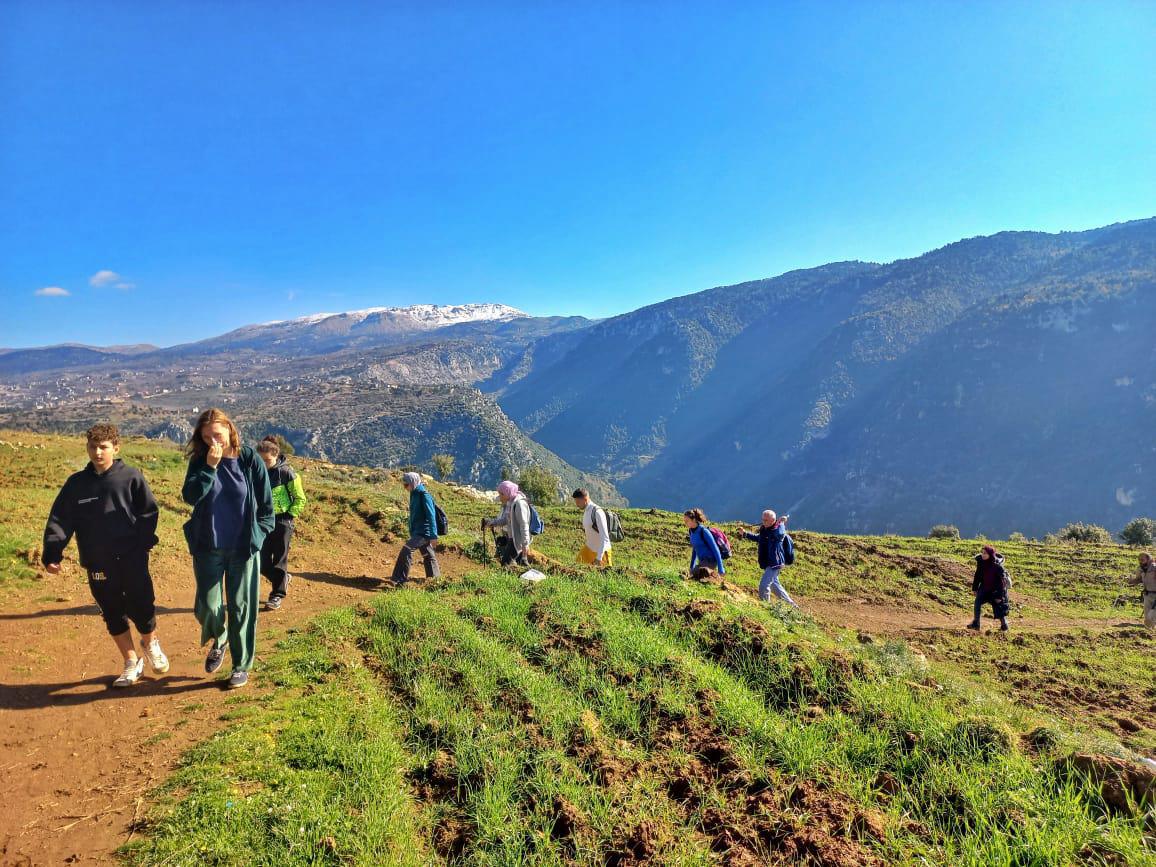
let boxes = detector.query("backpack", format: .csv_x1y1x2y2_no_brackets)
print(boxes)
434,502,449,536
592,507,625,543
702,526,732,560
528,504,545,535
781,533,796,566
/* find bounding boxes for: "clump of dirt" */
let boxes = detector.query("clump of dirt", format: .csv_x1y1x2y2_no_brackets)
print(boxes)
676,598,723,621
548,795,586,857
1061,753,1156,819
605,819,670,865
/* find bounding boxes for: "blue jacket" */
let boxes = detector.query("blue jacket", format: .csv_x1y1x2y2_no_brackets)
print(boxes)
688,525,725,575
409,485,438,540
742,524,786,569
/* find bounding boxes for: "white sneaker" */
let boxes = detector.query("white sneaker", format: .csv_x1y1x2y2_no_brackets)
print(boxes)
113,656,145,688
142,638,170,674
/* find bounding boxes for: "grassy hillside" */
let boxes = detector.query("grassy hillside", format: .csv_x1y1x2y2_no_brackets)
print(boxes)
1,432,1152,865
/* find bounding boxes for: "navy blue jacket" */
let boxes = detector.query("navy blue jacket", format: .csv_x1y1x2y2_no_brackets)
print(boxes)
742,523,787,569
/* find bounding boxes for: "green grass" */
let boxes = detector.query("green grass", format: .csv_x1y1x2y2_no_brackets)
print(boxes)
3,431,1154,864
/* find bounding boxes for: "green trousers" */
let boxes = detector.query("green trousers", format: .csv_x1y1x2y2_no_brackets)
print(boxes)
192,547,260,672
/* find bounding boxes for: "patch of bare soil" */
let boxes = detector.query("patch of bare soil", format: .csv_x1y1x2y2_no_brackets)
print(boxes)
0,534,471,865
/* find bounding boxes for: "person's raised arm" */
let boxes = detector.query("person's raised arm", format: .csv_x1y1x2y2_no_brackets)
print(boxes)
182,455,217,507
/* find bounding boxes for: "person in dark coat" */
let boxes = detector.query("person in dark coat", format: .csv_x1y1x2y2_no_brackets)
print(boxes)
183,409,274,689
968,544,1009,631
391,472,440,585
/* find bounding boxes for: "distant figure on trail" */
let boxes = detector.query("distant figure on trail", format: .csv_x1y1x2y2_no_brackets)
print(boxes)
1126,552,1156,629
738,510,798,607
391,472,440,586
183,409,274,690
256,437,307,611
968,544,1010,632
684,508,726,576
482,480,532,567
42,424,168,688
572,488,613,568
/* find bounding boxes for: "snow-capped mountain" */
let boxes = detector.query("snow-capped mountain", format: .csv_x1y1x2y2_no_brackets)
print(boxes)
260,303,528,330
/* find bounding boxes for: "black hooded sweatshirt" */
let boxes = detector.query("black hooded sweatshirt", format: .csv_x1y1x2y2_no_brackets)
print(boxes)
43,459,159,570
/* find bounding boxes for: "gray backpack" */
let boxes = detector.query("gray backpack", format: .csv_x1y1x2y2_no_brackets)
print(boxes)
592,507,625,543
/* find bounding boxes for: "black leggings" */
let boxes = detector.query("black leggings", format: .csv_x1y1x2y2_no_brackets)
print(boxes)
88,550,157,636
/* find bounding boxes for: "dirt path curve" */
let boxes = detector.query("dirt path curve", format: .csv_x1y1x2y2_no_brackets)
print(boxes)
0,544,472,867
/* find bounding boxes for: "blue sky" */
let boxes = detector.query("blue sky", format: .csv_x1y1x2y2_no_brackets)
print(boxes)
1,1,1153,348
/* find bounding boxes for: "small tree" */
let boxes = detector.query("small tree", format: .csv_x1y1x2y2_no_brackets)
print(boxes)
928,524,961,540
431,453,455,482
518,466,561,505
1054,522,1113,544
1119,517,1156,547
1008,531,1027,544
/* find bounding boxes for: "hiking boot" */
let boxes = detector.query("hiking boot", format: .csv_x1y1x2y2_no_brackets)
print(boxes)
999,619,1009,631
966,621,980,631
141,638,170,674
113,656,145,688
204,642,225,675
266,595,283,611
227,669,249,689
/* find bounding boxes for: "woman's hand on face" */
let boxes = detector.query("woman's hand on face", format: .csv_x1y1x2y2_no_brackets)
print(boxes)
206,441,224,468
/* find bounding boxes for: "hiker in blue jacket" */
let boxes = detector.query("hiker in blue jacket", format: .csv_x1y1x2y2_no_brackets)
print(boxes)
391,472,440,586
739,510,798,606
684,508,725,576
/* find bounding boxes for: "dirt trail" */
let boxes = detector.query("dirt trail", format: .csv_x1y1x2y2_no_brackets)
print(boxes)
0,542,471,867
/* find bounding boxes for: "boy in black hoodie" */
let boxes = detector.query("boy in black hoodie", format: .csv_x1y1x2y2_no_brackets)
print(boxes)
42,424,169,687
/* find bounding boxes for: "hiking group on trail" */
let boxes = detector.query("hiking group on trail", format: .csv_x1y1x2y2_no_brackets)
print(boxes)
37,413,1156,690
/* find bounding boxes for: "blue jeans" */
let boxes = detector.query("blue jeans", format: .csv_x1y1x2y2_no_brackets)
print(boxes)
759,567,797,606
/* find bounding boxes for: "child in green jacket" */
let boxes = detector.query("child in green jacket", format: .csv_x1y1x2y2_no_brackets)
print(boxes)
257,436,307,610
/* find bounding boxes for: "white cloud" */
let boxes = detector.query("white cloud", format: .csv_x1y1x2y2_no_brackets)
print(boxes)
35,286,70,297
91,269,134,289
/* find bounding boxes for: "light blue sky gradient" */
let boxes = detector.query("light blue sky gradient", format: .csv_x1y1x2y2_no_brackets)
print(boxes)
1,1,1153,347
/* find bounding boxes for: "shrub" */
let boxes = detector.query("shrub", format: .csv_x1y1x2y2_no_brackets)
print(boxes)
928,524,961,540
1119,517,1156,547
1054,522,1113,544
268,433,294,456
518,466,561,505
430,453,455,482
1007,531,1027,543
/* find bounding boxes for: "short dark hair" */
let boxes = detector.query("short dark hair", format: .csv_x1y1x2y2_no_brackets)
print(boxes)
572,488,588,500
86,423,119,445
257,436,280,457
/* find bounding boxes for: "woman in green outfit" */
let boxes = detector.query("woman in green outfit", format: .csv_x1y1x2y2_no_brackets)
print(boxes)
182,408,274,689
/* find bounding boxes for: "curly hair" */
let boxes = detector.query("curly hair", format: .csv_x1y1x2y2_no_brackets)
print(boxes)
85,423,120,445
186,408,241,459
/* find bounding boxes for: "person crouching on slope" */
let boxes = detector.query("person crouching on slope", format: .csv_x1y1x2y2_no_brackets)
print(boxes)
391,472,440,586
256,437,307,611
42,424,169,687
738,510,798,607
482,480,532,567
1127,552,1156,629
684,508,725,577
182,409,274,690
968,544,1010,632
574,488,612,568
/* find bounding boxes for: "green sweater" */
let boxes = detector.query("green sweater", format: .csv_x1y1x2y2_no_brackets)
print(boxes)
182,445,275,555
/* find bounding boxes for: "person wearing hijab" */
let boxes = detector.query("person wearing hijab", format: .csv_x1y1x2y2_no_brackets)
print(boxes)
482,480,532,567
968,544,1010,631
391,471,440,585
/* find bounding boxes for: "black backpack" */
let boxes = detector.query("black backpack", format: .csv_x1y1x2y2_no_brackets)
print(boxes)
434,503,449,536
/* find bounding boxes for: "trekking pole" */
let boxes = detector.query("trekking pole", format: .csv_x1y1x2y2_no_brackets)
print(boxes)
480,519,489,566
